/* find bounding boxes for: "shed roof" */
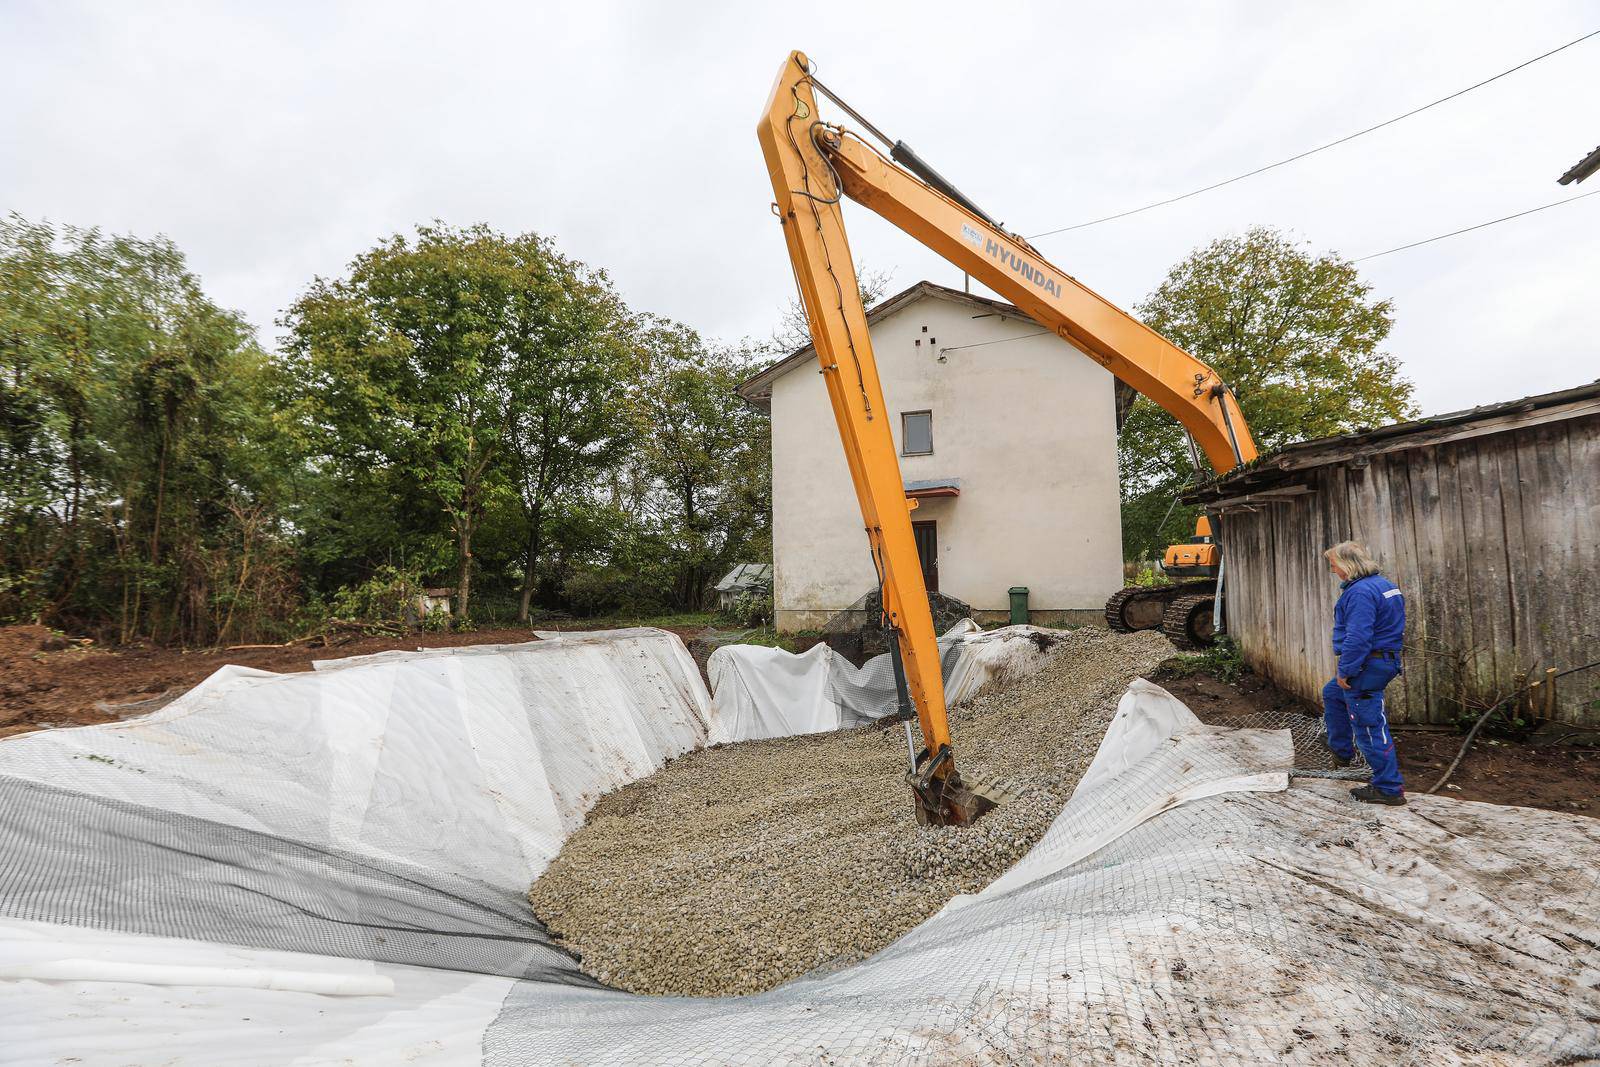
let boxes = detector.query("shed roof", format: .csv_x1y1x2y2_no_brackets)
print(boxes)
714,562,772,594
1185,379,1600,506
735,281,1035,411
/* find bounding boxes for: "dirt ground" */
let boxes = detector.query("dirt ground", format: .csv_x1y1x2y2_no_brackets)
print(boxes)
0,621,708,740
1152,665,1599,817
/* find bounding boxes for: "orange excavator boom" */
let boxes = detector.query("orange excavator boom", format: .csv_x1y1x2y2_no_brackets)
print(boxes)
757,51,1257,824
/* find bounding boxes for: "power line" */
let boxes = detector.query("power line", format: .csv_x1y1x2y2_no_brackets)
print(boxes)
1028,28,1600,239
937,191,1598,349
1354,187,1600,260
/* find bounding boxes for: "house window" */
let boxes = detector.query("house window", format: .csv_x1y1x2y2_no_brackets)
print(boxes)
902,410,933,455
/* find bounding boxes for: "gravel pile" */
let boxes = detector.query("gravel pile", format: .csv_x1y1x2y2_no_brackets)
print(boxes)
527,627,1174,996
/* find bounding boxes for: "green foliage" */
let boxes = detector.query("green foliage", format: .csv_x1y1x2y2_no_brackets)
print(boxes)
502,254,635,620
1120,227,1417,561
279,223,566,621
1166,636,1248,684
327,565,431,629
719,578,774,629
629,319,771,610
0,215,294,645
5,214,777,645
1129,565,1171,588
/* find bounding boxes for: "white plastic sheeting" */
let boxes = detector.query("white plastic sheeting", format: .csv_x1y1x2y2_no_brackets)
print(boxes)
3,627,1598,1065
706,621,1069,741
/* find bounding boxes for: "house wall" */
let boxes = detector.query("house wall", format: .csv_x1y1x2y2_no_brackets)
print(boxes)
1220,413,1600,727
768,294,1123,631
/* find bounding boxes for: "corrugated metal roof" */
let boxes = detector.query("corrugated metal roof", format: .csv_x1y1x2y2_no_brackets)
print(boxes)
714,563,772,593
1185,378,1600,502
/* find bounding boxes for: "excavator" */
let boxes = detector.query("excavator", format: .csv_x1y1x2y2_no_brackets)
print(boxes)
758,51,1258,825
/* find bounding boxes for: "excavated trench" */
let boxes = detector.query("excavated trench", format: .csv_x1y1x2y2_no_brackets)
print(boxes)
528,627,1174,996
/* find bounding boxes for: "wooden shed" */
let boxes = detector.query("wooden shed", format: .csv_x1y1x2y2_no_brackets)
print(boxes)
1185,381,1600,728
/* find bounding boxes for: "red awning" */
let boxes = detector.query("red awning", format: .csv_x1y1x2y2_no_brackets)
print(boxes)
904,478,960,499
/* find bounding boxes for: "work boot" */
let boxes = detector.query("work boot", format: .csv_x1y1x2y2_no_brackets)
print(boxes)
1319,734,1353,769
1350,784,1405,806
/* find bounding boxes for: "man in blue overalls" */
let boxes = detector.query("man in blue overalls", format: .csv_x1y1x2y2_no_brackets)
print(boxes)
1321,540,1407,804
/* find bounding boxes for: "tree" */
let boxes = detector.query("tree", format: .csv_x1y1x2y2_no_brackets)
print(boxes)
1120,227,1416,560
0,215,282,643
502,254,635,621
280,224,597,620
630,319,770,610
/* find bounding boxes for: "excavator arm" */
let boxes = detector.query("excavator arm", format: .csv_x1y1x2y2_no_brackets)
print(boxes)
757,51,1257,824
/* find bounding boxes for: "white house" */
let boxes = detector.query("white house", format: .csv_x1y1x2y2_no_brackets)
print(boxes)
738,281,1124,632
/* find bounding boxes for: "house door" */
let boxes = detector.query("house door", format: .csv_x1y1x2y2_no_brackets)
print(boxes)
912,520,938,592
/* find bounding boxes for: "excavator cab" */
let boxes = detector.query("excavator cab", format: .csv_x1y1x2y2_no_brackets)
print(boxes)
1162,515,1220,578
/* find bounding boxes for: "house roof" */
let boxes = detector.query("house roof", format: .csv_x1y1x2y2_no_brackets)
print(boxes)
735,281,1036,411
1184,379,1600,506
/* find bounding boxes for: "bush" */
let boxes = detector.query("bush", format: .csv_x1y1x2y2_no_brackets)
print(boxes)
327,566,445,631
723,586,773,629
1126,563,1177,588
561,567,667,619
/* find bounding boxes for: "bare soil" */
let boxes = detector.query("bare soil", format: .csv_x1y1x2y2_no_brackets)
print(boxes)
1151,665,1599,817
0,621,709,740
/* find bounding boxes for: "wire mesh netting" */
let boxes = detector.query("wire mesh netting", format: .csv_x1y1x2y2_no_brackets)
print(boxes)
1,629,1596,1066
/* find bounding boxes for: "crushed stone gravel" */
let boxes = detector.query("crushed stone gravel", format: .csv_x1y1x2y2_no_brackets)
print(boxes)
527,627,1175,996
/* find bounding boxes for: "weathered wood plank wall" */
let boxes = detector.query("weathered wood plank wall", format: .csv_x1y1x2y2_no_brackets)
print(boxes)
1223,413,1600,727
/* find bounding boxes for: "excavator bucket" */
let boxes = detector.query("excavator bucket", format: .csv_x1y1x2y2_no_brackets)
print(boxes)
911,772,1005,826
907,748,1013,826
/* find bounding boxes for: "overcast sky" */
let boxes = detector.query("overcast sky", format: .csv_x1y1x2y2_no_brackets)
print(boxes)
4,1,1596,415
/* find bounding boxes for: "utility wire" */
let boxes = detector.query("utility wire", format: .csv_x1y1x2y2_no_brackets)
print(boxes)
1029,28,1600,239
1355,187,1600,261
937,329,1051,355
933,190,1597,354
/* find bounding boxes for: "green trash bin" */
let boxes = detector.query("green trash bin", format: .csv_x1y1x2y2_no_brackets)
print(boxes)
1007,586,1029,626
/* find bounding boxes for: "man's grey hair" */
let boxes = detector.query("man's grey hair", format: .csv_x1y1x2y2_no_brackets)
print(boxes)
1325,540,1381,580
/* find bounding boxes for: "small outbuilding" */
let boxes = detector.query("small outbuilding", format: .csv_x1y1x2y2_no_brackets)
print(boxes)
714,563,773,611
1186,381,1600,728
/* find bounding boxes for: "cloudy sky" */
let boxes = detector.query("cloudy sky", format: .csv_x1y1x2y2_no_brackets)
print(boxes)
4,1,1595,415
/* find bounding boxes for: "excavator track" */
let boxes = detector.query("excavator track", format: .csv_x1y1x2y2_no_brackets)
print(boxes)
1104,580,1216,634
1162,592,1219,650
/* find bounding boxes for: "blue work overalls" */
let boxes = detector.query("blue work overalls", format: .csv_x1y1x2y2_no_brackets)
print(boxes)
1322,573,1407,796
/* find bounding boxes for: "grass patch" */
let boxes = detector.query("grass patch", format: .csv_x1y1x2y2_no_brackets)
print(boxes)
1164,636,1249,684
727,627,824,653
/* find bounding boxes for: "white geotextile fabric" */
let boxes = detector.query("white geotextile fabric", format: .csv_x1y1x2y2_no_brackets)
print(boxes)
705,621,1066,741
3,629,1598,1065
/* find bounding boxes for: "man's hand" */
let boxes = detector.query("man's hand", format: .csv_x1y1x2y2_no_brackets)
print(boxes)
1337,676,1352,690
